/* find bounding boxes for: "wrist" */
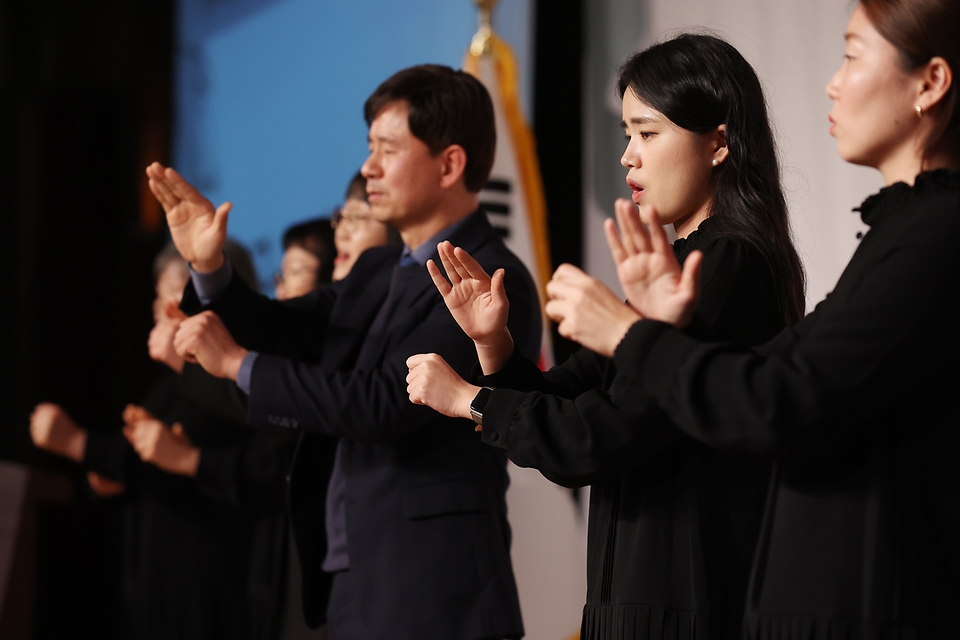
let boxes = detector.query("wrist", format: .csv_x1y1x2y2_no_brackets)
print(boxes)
179,447,200,477
66,429,88,464
475,329,514,374
225,347,249,381
191,252,225,274
609,306,642,357
460,383,481,420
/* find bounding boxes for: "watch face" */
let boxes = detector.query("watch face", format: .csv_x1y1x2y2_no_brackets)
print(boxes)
470,387,494,426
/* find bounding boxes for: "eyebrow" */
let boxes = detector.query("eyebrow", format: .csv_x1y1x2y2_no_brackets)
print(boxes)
621,115,659,128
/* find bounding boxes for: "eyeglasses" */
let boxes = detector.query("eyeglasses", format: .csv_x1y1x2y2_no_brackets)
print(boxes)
331,207,375,230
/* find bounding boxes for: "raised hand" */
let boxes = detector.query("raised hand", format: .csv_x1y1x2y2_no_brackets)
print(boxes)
605,199,702,328
406,354,479,421
122,404,199,477
545,264,642,357
148,301,188,373
145,162,230,273
29,403,87,463
172,311,248,381
428,241,514,374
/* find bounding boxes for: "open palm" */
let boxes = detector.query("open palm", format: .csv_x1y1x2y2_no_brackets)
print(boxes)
146,162,230,271
606,199,702,328
429,241,509,343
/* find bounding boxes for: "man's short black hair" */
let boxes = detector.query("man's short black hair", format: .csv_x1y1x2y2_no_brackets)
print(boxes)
364,64,495,193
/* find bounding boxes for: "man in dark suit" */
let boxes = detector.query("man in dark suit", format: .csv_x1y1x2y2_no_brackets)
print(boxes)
145,65,541,640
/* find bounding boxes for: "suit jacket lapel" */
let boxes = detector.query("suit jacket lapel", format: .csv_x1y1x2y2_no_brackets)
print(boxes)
351,211,501,369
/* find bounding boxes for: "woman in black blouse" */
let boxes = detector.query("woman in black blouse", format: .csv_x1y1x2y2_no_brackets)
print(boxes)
406,35,805,640
533,2,960,638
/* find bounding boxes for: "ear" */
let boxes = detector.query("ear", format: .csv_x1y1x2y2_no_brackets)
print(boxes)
709,124,730,166
917,56,953,113
438,144,468,189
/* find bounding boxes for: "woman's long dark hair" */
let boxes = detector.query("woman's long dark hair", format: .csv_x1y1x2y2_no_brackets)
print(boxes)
618,34,806,325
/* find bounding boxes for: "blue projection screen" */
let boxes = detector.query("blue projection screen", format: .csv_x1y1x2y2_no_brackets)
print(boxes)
173,0,531,291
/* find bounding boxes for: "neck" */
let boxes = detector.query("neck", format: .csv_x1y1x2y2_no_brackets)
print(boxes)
878,137,959,186
673,202,712,239
399,193,479,250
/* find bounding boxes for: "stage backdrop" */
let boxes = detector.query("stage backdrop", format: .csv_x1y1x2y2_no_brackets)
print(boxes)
173,0,533,289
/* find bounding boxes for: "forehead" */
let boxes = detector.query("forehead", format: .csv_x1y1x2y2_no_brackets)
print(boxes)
369,100,411,139
283,245,320,264
621,90,664,125
845,4,886,50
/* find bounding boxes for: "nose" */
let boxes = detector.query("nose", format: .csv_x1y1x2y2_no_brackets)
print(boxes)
361,151,379,179
825,67,841,101
620,139,638,169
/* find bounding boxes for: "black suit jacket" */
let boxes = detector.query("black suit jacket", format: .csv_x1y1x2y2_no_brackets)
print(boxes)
182,211,541,639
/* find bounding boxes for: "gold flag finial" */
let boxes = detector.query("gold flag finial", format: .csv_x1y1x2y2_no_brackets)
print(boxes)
470,0,498,57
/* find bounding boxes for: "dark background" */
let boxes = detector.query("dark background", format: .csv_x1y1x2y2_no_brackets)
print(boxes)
0,0,581,635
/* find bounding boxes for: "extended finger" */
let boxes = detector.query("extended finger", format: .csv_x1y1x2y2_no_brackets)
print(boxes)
437,242,462,285
604,218,628,265
163,166,202,203
426,260,452,296
443,244,472,283
617,199,652,254
148,177,180,212
647,208,672,256
678,250,704,311
452,246,491,283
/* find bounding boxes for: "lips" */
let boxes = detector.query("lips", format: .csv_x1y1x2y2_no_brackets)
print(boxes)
828,115,836,135
626,177,645,204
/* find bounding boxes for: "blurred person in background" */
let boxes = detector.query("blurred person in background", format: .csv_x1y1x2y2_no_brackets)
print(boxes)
275,219,335,300
29,241,294,640
331,171,399,282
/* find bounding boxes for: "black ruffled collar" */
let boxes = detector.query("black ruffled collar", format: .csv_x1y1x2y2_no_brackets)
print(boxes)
855,168,960,227
672,215,719,260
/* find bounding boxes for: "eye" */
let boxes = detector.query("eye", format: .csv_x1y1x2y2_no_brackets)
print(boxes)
639,131,655,140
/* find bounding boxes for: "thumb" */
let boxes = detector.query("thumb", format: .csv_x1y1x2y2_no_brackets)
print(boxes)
490,269,507,303
678,250,703,317
171,423,191,445
405,353,432,370
214,201,232,232
164,300,188,321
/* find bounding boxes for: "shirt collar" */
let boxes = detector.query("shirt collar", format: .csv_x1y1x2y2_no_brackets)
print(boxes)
400,210,477,266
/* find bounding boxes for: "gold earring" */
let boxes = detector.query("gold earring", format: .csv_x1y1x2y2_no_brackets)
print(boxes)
916,105,924,117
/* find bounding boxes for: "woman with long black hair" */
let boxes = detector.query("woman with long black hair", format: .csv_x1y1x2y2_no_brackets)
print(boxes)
534,1,960,637
406,34,805,640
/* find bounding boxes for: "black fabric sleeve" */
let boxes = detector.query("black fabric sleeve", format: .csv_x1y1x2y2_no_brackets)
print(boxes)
610,220,958,463
247,255,541,444
181,269,338,361
476,236,783,485
474,346,607,398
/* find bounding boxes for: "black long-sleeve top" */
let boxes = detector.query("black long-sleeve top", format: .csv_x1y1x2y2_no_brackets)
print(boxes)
611,170,960,639
477,217,784,640
82,365,296,640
